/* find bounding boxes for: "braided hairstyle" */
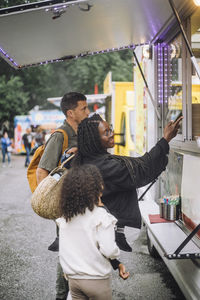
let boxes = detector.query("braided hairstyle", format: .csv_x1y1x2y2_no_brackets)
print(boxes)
74,114,136,184
60,164,104,222
74,114,106,165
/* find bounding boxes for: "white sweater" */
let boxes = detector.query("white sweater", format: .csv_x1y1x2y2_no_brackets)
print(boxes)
57,206,120,279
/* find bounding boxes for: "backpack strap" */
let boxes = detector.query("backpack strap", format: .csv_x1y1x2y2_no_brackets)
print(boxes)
53,129,69,166
54,128,68,154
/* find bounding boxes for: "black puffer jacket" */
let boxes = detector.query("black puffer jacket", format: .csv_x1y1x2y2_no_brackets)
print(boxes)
82,138,169,228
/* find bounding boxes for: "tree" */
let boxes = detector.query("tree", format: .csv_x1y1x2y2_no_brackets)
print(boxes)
44,50,133,96
0,75,29,130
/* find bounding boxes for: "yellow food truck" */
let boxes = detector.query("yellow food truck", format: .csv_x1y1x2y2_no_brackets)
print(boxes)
103,72,135,156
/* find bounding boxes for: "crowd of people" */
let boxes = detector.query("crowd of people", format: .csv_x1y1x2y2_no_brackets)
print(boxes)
0,126,47,169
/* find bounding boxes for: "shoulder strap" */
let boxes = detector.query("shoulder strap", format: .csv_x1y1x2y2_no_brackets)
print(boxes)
53,128,68,153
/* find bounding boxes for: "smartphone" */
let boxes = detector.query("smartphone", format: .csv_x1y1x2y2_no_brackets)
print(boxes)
174,112,183,122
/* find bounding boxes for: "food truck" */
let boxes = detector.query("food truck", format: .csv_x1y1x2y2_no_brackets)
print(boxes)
103,72,135,156
0,1,199,299
14,110,65,153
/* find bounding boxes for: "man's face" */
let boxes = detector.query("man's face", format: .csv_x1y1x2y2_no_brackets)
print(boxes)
70,100,90,124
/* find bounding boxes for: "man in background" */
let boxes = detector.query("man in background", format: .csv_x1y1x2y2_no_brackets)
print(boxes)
22,127,32,167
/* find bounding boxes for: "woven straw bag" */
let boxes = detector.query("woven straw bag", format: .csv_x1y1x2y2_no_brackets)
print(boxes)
31,154,75,219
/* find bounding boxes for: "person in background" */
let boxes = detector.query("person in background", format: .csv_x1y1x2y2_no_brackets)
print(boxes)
35,127,45,148
73,113,183,252
1,131,12,167
57,164,129,300
22,127,32,167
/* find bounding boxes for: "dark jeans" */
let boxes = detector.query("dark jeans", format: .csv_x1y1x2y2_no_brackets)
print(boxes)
25,146,30,166
2,148,11,163
56,260,69,299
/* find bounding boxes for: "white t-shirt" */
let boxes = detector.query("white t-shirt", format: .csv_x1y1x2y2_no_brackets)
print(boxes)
57,206,120,279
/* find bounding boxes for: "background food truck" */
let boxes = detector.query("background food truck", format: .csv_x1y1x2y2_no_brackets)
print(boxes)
103,72,135,156
14,109,65,153
0,1,199,299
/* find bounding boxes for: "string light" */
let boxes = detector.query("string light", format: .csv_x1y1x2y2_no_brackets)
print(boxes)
157,43,170,105
157,43,163,104
0,47,19,67
0,43,140,69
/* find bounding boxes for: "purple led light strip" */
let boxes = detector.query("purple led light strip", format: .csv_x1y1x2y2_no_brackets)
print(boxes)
157,43,170,105
17,44,138,69
0,43,146,69
0,46,18,67
157,43,163,104
164,46,169,104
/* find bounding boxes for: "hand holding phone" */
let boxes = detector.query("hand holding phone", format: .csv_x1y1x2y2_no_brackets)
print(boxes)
164,113,183,142
173,112,183,123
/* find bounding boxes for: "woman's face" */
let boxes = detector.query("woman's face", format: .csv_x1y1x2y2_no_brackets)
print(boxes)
98,121,114,149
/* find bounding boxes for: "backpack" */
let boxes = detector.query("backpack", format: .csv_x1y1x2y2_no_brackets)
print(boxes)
27,129,68,193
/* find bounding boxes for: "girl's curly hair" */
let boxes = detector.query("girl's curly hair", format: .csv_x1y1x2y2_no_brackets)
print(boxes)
60,164,104,222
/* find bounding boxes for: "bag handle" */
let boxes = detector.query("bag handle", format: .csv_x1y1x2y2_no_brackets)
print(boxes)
60,153,75,168
49,153,75,176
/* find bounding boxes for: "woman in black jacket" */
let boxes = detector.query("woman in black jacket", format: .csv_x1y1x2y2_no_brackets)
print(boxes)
73,114,182,252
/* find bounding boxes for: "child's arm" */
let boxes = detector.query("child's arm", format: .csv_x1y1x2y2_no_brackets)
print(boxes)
118,263,130,280
97,222,120,259
109,259,129,280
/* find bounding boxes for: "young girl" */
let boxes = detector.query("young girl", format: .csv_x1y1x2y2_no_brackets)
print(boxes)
57,164,129,300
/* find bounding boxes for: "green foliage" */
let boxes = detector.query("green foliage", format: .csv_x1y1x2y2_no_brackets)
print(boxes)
0,50,133,126
43,50,133,96
0,75,28,127
20,64,57,109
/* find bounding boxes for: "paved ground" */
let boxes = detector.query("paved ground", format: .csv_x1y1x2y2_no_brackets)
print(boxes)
0,154,186,300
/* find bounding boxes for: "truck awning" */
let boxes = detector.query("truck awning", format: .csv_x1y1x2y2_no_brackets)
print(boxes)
0,0,195,69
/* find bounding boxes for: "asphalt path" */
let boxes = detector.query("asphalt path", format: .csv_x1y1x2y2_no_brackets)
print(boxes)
0,154,186,300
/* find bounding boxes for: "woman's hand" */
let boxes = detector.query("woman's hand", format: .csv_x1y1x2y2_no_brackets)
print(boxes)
66,147,78,154
118,263,130,280
163,116,183,143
